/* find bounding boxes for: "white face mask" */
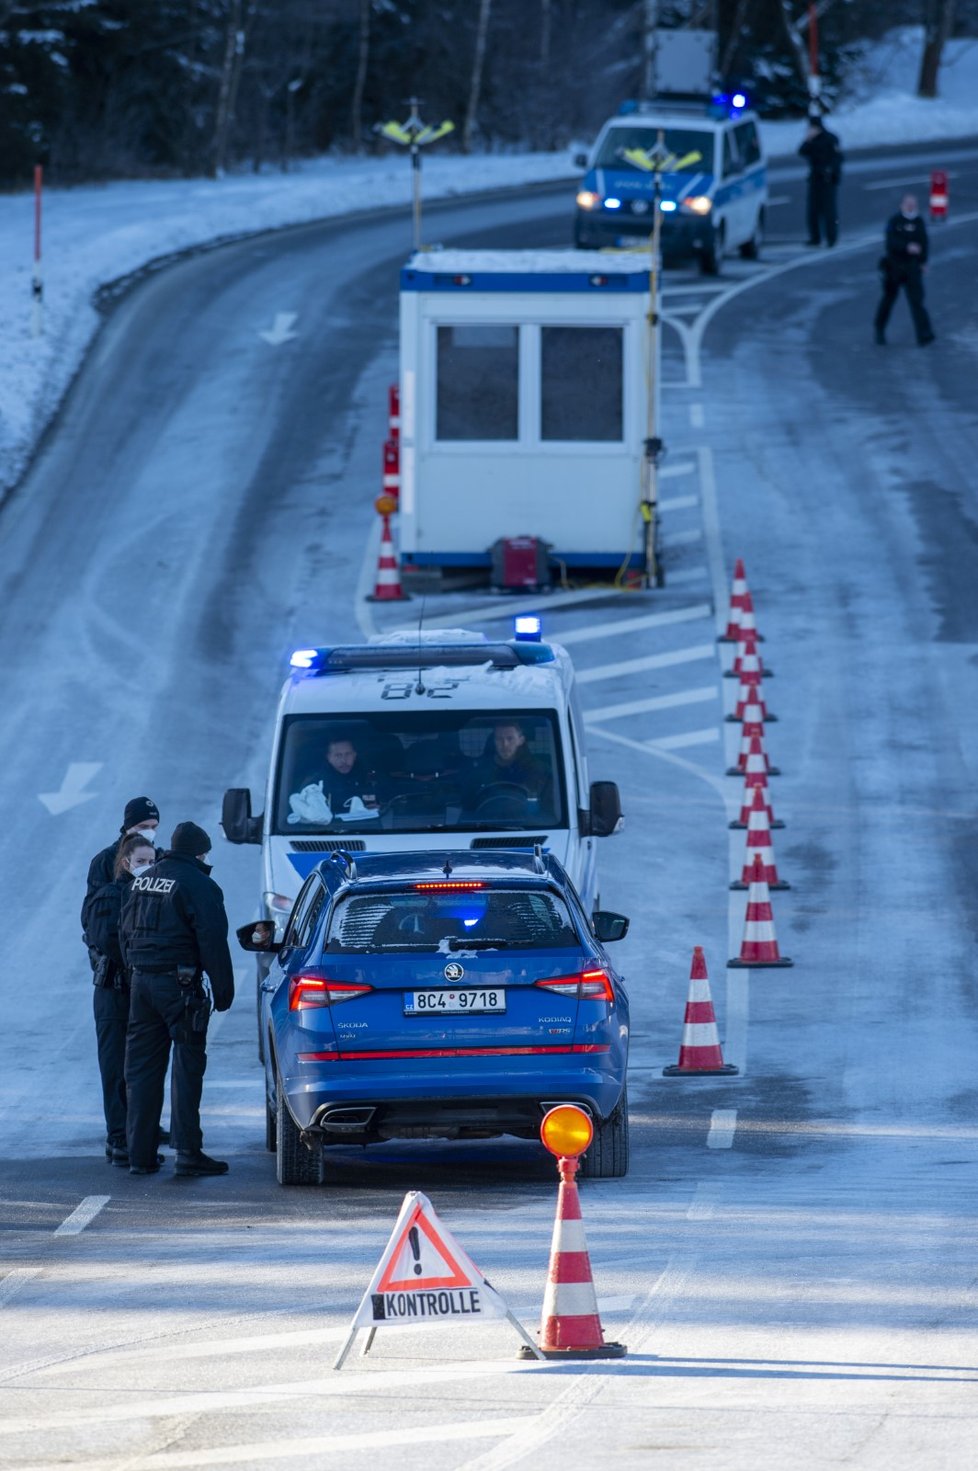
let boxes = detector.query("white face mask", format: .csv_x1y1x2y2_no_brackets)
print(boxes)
131,862,154,877
130,825,158,844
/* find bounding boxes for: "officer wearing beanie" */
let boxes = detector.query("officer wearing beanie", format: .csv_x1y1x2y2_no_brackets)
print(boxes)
83,797,162,926
120,822,235,1177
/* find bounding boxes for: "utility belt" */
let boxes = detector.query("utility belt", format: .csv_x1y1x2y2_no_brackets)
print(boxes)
92,954,129,992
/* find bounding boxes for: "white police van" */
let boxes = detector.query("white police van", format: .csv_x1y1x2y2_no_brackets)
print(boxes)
223,622,623,943
573,96,767,274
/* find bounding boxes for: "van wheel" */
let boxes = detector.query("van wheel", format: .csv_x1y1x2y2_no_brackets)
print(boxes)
579,1086,629,1179
739,209,764,260
699,225,724,276
276,1072,320,1186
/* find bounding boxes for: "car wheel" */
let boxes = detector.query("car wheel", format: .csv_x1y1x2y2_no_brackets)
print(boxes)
265,1088,277,1153
275,1070,320,1186
699,225,724,276
579,1086,629,1179
257,988,265,1065
739,208,764,260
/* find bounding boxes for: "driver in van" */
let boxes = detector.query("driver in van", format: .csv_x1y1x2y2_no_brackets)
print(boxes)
466,722,550,810
318,736,377,811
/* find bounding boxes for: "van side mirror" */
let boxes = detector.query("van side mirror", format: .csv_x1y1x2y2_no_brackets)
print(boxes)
587,780,623,837
593,910,629,943
222,788,263,845
236,921,281,953
574,151,588,169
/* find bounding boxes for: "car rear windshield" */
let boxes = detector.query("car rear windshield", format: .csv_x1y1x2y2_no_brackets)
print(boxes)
324,889,580,952
595,126,713,172
273,709,566,834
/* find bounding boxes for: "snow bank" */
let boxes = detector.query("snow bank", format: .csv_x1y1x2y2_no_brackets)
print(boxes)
1,25,976,498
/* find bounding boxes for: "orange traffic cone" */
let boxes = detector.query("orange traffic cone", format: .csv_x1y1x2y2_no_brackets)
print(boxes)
730,775,784,829
366,500,408,602
726,676,777,723
725,634,772,682
730,787,789,889
718,558,749,643
663,947,738,1076
728,855,793,968
526,1153,626,1359
727,729,780,778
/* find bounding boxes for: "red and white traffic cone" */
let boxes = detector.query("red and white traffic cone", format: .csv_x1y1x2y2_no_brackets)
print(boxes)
663,946,738,1076
388,382,400,440
731,787,789,890
734,590,764,646
725,634,771,682
730,774,784,829
929,169,948,222
726,676,776,723
530,1154,626,1359
718,558,749,643
727,730,780,778
366,499,408,602
382,438,400,499
728,854,793,968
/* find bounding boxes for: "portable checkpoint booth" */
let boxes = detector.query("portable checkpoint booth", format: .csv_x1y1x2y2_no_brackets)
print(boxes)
397,250,653,581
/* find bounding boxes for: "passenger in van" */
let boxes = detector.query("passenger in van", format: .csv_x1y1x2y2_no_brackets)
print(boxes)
465,722,551,814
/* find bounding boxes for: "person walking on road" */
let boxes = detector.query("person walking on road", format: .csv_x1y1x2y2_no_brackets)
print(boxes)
120,822,234,1177
799,115,843,246
83,833,159,1166
874,194,936,346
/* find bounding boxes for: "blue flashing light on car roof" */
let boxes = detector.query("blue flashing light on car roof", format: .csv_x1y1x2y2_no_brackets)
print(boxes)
290,648,321,670
514,615,542,642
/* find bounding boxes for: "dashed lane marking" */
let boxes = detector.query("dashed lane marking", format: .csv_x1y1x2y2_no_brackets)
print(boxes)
647,727,719,751
863,170,959,191
707,1109,738,1149
556,603,712,646
689,402,705,428
584,686,717,723
53,1195,110,1237
395,583,644,632
0,1269,41,1306
686,1183,722,1220
669,527,702,546
575,643,714,684
659,493,698,512
660,459,695,478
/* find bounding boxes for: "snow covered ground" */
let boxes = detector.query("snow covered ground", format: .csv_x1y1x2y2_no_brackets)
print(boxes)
0,26,975,500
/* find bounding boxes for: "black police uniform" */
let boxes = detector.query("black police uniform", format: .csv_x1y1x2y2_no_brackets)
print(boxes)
799,125,842,246
84,870,137,1158
120,836,234,1173
874,211,935,345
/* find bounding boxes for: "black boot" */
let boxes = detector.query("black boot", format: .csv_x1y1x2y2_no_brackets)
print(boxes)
175,1151,229,1177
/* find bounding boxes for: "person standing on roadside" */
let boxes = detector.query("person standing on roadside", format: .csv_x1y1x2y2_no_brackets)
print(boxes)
874,193,936,347
83,797,163,928
799,114,843,247
83,833,160,1167
120,822,235,1178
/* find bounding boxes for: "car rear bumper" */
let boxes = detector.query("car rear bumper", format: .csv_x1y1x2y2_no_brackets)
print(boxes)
283,1054,626,1138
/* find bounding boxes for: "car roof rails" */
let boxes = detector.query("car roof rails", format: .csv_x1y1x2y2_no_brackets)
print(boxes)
328,849,359,882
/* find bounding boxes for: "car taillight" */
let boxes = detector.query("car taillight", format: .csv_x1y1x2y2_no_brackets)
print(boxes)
535,968,614,1002
288,976,373,1011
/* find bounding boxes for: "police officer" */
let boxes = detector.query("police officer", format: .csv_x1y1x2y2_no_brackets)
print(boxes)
799,115,843,247
120,822,234,1177
874,194,936,347
83,797,163,904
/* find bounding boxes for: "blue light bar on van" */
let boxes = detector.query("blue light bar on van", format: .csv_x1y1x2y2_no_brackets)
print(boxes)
290,648,321,670
288,641,555,675
732,92,747,109
514,615,542,642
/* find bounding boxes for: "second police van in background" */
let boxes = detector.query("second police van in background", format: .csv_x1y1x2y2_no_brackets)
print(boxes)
223,622,623,1038
573,95,767,274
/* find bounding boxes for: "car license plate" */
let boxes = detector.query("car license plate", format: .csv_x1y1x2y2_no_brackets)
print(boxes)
404,989,506,1015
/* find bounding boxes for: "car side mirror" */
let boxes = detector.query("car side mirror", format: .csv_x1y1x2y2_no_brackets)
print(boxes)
236,921,281,953
587,780,623,838
574,151,588,169
592,910,629,943
222,788,263,845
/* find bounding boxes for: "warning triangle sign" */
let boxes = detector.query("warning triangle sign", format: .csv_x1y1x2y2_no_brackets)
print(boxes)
334,1191,543,1368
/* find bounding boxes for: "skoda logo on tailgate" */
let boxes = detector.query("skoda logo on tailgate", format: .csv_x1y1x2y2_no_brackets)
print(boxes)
443,962,464,982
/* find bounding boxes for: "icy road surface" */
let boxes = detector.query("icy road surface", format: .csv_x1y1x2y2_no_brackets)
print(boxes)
0,143,977,1468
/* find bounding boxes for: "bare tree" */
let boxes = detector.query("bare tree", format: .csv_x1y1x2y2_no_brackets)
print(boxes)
641,0,658,99
719,0,753,80
540,0,551,66
463,0,492,153
350,0,371,151
211,0,248,177
918,0,956,97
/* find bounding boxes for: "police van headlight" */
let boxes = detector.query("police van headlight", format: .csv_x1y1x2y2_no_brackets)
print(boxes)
680,195,713,215
576,190,601,211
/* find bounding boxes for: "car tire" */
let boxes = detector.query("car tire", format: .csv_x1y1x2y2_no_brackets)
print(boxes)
579,1086,629,1179
739,208,764,260
257,985,265,1066
265,1088,277,1153
699,224,724,276
275,1070,320,1186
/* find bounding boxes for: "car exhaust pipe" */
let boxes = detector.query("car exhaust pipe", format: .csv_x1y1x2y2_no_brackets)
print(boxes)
317,1106,376,1134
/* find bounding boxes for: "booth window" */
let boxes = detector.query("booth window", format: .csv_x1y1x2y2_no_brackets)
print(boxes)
436,324,519,440
541,326,623,441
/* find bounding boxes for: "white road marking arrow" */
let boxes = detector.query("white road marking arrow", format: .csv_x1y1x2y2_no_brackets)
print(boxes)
38,762,103,815
259,311,298,346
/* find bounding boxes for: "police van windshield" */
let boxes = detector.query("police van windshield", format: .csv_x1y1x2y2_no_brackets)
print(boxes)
273,711,567,835
325,888,579,953
595,125,712,172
